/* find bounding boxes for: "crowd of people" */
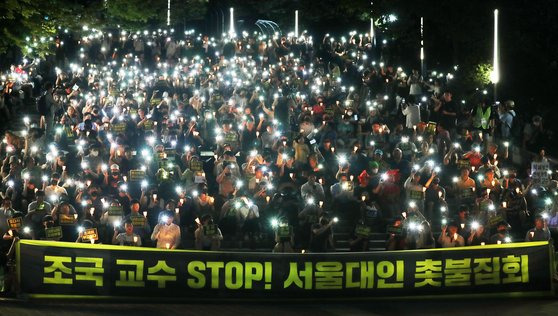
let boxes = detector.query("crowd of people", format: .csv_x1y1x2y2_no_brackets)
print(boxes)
0,26,555,267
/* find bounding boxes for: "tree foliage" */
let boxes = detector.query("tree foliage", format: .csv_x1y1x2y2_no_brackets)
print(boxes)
0,0,208,57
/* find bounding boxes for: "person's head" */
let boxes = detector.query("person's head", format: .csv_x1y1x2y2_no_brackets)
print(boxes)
413,172,421,183
496,221,508,234
392,148,402,162
460,167,470,179
535,216,544,230
36,190,45,203
110,164,120,177
124,219,134,234
307,173,316,184
42,215,55,228
166,200,176,211
458,207,468,220
2,197,12,209
374,149,383,161
130,199,140,213
533,115,542,127
485,169,494,182
448,222,458,235
201,214,213,225
161,211,174,225
369,161,379,175
254,166,264,178
443,91,452,102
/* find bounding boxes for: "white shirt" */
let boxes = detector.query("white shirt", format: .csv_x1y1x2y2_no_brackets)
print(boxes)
151,223,181,249
402,104,421,128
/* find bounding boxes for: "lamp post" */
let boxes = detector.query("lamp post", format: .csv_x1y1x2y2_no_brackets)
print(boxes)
167,0,171,26
295,10,299,38
420,17,425,75
490,9,500,102
370,18,375,46
229,7,236,38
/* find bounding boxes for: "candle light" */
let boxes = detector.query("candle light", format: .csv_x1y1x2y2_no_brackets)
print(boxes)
165,243,170,249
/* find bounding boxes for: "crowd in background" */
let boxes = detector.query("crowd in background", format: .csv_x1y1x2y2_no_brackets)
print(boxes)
0,28,555,263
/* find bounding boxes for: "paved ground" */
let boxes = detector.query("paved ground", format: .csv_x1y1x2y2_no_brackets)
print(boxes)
1,298,558,316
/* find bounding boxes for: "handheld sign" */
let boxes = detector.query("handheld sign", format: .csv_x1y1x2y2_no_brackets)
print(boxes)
82,228,99,241
129,170,146,181
7,217,22,229
143,120,154,130
488,214,505,228
387,225,403,235
111,123,127,133
203,224,218,237
355,224,371,238
108,206,124,217
45,226,63,240
426,121,437,135
58,214,77,225
131,216,147,228
531,160,550,186
277,226,292,241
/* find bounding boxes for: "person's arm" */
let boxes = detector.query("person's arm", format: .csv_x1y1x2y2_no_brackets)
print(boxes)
216,170,226,184
312,222,333,236
151,224,160,241
404,174,413,189
457,236,465,247
443,148,454,165
216,228,223,241
467,231,476,245
112,231,120,245
194,228,203,250
424,172,436,189
172,225,181,249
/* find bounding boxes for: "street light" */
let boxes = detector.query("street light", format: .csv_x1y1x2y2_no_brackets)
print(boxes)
370,18,375,46
167,0,171,26
229,7,236,38
490,9,500,102
420,17,425,75
294,10,299,38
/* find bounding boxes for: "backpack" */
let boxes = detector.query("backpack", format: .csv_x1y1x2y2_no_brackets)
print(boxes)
37,93,48,115
509,111,523,142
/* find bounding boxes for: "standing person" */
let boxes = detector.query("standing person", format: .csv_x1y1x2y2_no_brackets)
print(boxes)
151,211,181,249
523,115,544,152
401,100,420,130
433,90,457,135
472,99,494,136
407,69,423,101
498,100,516,139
